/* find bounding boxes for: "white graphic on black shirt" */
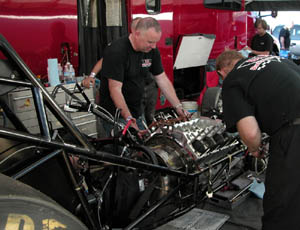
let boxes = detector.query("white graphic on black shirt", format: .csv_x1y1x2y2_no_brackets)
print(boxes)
142,59,152,68
237,56,281,71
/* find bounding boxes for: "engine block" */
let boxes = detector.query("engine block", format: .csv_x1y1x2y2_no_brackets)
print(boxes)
147,116,243,170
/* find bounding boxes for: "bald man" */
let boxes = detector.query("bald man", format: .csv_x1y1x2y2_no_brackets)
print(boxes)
99,17,187,133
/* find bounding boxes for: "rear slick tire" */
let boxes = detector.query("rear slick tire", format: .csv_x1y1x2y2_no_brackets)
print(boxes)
0,173,88,230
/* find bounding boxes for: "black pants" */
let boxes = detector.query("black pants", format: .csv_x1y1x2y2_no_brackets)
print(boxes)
141,81,158,125
262,124,300,229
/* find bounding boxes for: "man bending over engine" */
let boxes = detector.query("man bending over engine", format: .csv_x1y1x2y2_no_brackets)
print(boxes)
99,17,188,135
216,50,300,230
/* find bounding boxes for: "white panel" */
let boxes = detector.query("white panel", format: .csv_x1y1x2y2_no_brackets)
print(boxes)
174,35,215,70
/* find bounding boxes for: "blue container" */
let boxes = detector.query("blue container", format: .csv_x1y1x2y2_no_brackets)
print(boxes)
279,50,290,59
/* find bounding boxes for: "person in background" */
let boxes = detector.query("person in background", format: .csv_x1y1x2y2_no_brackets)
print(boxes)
141,70,158,126
244,18,273,56
99,17,188,134
82,59,103,88
279,23,292,50
216,50,300,230
82,17,141,88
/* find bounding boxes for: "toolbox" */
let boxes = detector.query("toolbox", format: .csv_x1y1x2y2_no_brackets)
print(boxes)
2,83,98,137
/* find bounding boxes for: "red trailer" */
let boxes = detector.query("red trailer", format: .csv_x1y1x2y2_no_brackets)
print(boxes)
0,0,78,77
1,1,300,229
0,0,299,107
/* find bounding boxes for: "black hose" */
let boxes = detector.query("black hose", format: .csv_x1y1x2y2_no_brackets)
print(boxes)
130,144,159,165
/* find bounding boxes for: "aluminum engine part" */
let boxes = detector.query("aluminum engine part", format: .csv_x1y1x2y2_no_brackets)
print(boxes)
146,116,246,198
172,118,231,160
148,117,241,166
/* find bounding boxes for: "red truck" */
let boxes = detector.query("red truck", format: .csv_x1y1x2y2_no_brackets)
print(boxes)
0,0,297,108
1,1,300,229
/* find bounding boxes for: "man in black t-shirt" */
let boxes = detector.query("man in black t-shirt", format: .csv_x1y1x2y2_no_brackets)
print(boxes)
100,17,187,133
82,17,141,89
279,26,291,50
216,50,300,230
244,19,273,56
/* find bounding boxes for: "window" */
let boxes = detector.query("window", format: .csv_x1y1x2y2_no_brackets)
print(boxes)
146,0,161,14
272,25,300,41
291,25,300,41
204,0,242,11
272,25,283,39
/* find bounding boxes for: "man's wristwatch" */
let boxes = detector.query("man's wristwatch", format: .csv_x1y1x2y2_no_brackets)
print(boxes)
90,72,96,78
126,116,133,122
174,103,183,109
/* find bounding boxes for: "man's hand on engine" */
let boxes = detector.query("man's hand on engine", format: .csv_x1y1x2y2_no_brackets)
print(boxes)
250,142,269,158
129,117,139,131
175,106,191,121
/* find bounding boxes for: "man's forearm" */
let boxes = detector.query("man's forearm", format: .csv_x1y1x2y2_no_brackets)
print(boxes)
237,116,262,152
110,90,132,119
89,59,103,76
280,37,285,49
243,132,262,153
155,72,181,107
108,80,132,120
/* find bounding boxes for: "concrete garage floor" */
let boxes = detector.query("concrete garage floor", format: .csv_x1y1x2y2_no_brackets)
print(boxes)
202,171,265,229
157,171,265,230
157,195,263,230
203,195,263,230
